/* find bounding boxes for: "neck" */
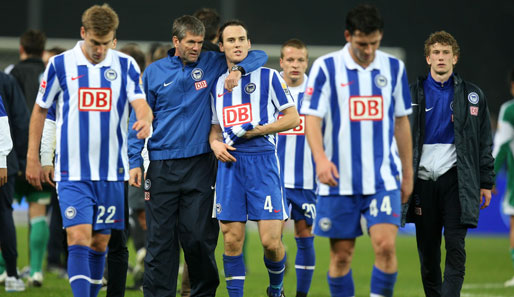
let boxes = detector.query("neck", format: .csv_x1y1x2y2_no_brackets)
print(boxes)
284,75,304,87
430,68,453,83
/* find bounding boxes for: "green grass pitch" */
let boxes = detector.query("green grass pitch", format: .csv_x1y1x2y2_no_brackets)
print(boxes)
7,226,514,296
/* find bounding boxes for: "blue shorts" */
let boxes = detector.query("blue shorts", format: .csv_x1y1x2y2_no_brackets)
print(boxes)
57,181,125,231
313,189,401,239
285,188,316,225
215,151,288,221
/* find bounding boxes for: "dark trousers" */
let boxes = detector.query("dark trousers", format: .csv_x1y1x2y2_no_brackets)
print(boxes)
144,153,219,297
0,175,19,277
47,190,67,268
413,167,467,297
106,182,130,297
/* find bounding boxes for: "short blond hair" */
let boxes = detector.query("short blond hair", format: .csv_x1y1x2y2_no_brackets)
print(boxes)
82,4,119,36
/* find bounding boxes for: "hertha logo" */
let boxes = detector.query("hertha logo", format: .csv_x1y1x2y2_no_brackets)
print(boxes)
191,68,204,81
65,206,77,219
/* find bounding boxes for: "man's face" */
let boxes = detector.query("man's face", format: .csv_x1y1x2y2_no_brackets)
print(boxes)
219,25,251,65
280,46,308,85
173,32,203,64
426,43,457,76
345,29,382,68
80,27,115,64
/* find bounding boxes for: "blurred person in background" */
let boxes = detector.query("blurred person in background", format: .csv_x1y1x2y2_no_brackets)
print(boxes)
492,67,514,287
193,8,221,52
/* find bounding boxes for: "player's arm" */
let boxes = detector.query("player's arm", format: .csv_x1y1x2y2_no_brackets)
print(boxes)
40,114,56,188
245,106,300,138
305,115,339,187
26,104,49,190
209,124,236,162
394,115,413,203
130,99,153,139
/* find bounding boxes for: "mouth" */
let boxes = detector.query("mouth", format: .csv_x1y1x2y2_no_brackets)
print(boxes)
290,71,300,76
234,50,242,55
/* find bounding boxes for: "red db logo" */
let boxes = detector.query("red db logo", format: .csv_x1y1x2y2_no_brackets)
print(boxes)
78,88,112,112
349,96,383,121
223,103,252,127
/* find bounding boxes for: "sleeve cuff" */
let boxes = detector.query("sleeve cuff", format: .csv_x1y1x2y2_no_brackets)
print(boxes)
41,154,54,167
0,155,6,168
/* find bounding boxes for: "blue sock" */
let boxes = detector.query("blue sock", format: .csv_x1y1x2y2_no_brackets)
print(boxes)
295,237,315,295
327,270,354,297
223,254,245,297
68,245,91,297
370,265,397,297
88,248,106,297
264,253,286,297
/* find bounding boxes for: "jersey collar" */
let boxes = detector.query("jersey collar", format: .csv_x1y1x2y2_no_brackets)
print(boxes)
73,41,113,68
342,43,381,71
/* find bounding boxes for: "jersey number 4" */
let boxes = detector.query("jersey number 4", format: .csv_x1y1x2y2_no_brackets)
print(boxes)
96,206,116,224
369,196,391,217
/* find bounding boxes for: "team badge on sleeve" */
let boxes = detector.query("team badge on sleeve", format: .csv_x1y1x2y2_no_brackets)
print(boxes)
39,80,47,95
281,82,291,96
468,92,479,104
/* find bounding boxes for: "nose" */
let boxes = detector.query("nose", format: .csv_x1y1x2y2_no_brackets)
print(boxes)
364,44,373,55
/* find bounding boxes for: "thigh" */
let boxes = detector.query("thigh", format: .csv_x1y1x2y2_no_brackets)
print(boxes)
93,181,125,231
245,152,287,221
57,181,95,228
362,189,401,229
313,195,362,239
287,188,317,226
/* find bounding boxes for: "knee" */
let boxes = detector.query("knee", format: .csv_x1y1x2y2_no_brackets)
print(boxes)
261,235,282,254
331,248,353,268
67,230,91,247
374,237,396,261
223,231,244,255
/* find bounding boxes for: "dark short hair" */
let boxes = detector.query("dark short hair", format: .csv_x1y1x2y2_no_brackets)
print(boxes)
280,39,308,59
346,4,384,35
120,43,146,73
172,15,205,41
218,20,249,44
193,8,220,41
46,46,66,56
424,30,460,58
20,29,46,56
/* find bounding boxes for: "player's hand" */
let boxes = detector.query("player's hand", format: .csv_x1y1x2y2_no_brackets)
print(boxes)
41,165,55,188
211,140,236,162
0,168,7,187
132,119,151,139
129,167,142,188
316,157,339,187
480,188,492,209
244,126,262,139
26,156,43,190
225,70,241,91
400,171,413,204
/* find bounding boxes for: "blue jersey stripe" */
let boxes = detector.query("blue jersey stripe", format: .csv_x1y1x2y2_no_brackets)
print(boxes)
388,58,400,185
0,96,6,116
77,65,91,179
389,58,399,112
54,55,69,178
294,134,306,188
128,62,143,95
347,68,362,194
326,58,342,195
117,57,128,180
41,63,57,103
277,136,286,183
309,69,326,111
99,67,111,179
271,72,289,106
259,68,270,125
371,70,384,191
400,68,411,109
241,75,251,104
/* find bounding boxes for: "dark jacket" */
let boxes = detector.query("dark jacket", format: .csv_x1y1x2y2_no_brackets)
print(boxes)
10,57,45,111
0,72,30,176
402,73,495,228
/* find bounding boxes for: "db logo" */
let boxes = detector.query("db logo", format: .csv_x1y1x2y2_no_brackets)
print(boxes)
278,114,305,135
195,80,207,90
79,88,112,112
349,96,383,121
223,103,252,127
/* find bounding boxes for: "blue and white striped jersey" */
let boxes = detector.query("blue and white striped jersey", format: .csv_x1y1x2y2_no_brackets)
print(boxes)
276,74,315,190
0,95,13,168
211,67,295,152
35,41,145,182
301,43,412,196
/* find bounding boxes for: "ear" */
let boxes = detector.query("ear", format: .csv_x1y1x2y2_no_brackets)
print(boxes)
279,57,284,69
80,26,86,40
452,55,458,65
248,39,251,49
426,55,431,66
344,30,351,43
172,36,179,48
219,41,225,53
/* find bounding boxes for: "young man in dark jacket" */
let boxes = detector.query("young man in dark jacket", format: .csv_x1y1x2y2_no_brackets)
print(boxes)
402,31,495,297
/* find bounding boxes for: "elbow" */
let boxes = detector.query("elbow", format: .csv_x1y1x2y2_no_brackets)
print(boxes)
291,115,301,129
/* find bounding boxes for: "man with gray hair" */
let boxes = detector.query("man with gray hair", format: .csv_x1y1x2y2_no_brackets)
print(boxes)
128,15,267,297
